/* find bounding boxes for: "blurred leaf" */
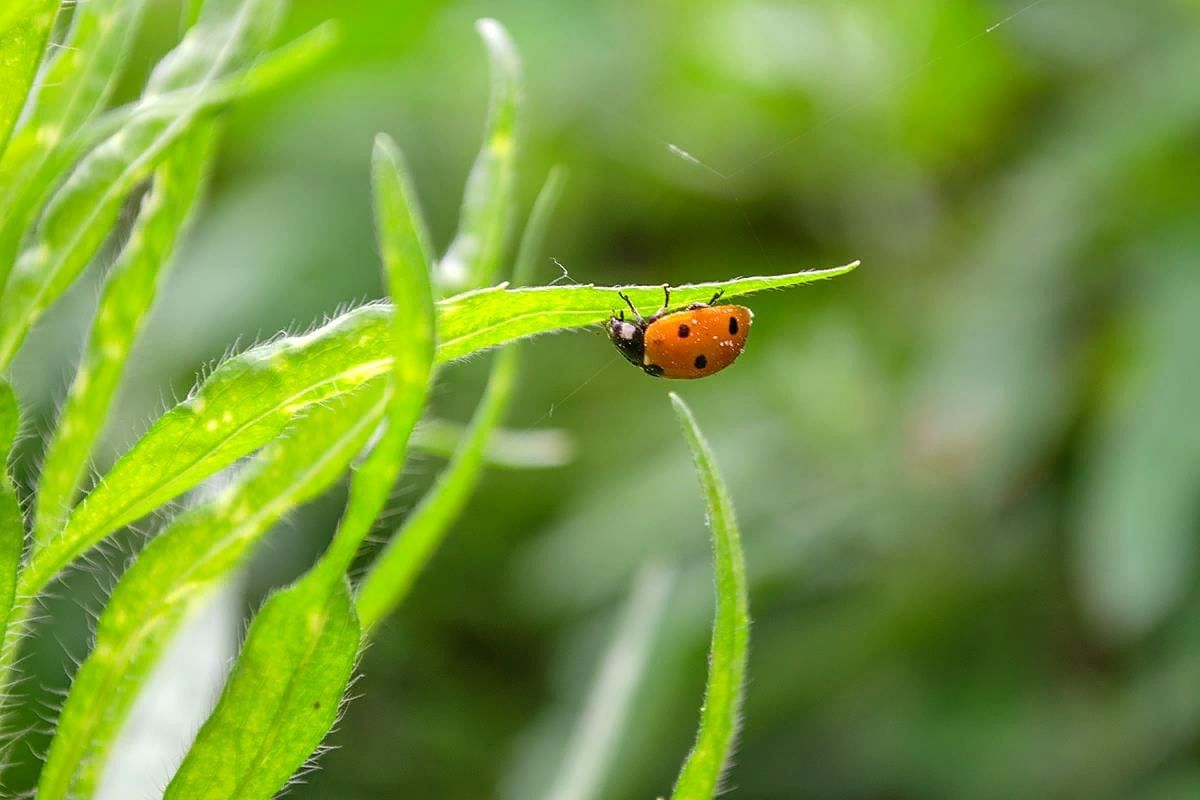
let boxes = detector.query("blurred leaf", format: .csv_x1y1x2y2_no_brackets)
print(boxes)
668,394,749,800
0,0,58,159
1074,252,1200,641
315,134,437,579
36,387,385,799
537,563,676,800
0,21,336,299
163,574,359,800
0,0,286,369
356,343,519,632
437,18,520,293
414,420,573,469
513,166,567,286
0,0,148,289
34,124,218,543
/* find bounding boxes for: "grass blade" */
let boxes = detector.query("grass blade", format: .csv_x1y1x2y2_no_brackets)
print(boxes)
25,263,855,598
0,0,58,159
36,387,385,799
163,573,360,800
668,393,750,800
314,134,437,580
0,382,22,668
355,344,519,631
0,0,149,289
354,163,566,631
539,563,676,800
436,18,519,293
0,0,286,369
34,124,218,542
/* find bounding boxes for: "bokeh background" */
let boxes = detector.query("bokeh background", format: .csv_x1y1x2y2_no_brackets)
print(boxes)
10,0,1200,798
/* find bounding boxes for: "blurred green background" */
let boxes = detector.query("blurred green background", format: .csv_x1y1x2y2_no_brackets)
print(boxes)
10,0,1200,797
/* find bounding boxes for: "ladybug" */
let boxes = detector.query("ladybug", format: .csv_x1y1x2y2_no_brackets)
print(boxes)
604,286,753,379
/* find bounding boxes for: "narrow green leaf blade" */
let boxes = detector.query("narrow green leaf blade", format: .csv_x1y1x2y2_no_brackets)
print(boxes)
24,307,393,597
356,344,519,632
37,387,385,799
34,123,218,543
539,563,676,800
0,0,148,291
164,574,360,800
0,0,58,158
0,0,285,368
27,264,853,596
668,393,749,800
434,262,858,362
0,381,22,658
436,18,519,293
314,134,437,579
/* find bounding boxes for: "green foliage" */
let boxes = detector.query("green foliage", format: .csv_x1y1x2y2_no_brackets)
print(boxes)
0,0,58,159
668,395,749,800
0,381,21,661
163,574,360,800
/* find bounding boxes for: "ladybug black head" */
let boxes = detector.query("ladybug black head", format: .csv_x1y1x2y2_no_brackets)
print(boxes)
604,315,646,369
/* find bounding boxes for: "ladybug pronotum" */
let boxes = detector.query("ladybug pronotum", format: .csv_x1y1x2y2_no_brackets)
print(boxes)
604,286,753,379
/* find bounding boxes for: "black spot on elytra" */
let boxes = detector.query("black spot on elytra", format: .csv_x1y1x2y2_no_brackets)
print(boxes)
729,316,739,334
678,323,690,338
694,354,708,370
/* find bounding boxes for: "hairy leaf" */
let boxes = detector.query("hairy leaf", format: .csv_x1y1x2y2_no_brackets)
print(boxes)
0,0,58,159
163,574,359,800
669,394,750,800
34,124,218,543
36,388,385,799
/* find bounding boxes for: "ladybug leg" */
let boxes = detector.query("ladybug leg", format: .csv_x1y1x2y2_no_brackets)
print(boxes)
618,291,642,322
661,284,671,312
709,290,725,305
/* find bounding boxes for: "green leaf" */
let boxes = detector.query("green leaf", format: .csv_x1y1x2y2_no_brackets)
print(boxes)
413,420,573,470
22,263,852,599
36,387,385,800
0,381,22,662
163,573,360,800
21,306,394,597
436,18,520,293
354,164,569,631
0,0,286,369
0,0,149,291
0,22,335,302
311,134,437,581
433,262,858,362
34,123,218,543
668,393,750,800
0,0,58,159
356,343,519,632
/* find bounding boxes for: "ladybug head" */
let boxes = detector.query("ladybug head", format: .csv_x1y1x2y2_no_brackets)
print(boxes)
604,314,646,369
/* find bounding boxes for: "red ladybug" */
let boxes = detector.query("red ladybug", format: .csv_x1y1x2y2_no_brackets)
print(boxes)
605,286,753,379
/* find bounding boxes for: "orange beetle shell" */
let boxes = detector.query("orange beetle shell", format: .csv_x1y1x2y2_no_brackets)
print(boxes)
643,305,753,379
